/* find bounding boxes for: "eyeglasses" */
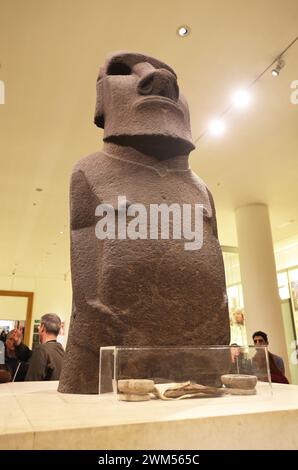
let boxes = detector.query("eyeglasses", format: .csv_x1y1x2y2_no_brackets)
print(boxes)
253,339,266,344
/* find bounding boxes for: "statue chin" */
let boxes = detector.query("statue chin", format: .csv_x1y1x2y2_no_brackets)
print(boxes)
104,134,195,159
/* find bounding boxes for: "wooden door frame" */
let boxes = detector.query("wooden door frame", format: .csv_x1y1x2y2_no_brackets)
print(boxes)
0,290,34,346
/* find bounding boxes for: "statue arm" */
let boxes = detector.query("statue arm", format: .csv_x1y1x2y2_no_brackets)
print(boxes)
69,168,124,346
70,168,100,310
70,168,96,231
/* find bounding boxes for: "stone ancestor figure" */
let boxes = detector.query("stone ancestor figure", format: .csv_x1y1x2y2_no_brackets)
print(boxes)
58,52,230,394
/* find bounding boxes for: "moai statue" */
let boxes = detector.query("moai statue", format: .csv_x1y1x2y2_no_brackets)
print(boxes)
58,52,230,394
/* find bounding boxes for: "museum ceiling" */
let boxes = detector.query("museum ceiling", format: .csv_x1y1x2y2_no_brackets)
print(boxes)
0,0,297,277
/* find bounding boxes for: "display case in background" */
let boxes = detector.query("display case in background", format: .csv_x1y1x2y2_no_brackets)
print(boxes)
32,319,40,350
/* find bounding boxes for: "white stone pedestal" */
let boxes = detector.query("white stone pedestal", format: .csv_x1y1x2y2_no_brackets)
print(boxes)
0,381,297,449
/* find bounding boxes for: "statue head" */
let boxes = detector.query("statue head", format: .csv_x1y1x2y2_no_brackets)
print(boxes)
94,52,195,157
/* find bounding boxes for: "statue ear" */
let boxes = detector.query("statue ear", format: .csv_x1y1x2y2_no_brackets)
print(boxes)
94,79,104,128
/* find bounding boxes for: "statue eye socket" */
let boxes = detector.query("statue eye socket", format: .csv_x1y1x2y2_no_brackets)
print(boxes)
107,62,132,76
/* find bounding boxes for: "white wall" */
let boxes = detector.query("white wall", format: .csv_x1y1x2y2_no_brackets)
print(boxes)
0,275,72,347
275,236,298,271
0,296,28,320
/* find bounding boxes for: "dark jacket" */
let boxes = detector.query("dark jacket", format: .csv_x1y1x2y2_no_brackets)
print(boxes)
252,351,289,384
269,352,289,384
25,340,65,381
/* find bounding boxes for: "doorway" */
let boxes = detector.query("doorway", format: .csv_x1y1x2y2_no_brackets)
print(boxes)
0,290,34,346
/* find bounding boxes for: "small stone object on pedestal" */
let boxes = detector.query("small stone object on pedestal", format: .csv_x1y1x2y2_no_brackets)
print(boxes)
117,379,155,401
153,381,225,400
221,374,257,395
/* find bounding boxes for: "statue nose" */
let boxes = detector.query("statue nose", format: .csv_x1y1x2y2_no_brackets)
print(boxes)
137,68,179,102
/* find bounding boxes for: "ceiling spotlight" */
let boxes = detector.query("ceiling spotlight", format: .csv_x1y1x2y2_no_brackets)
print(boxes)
232,89,251,108
271,58,285,77
59,231,64,234
177,26,190,37
208,119,225,136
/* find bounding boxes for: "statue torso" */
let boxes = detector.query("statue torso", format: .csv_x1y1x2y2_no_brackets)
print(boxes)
71,151,229,347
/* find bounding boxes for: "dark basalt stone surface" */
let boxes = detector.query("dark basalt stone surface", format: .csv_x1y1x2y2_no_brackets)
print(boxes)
58,52,230,394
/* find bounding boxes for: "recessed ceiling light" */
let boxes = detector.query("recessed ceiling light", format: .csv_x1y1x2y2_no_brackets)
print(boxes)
33,202,37,206
35,187,43,192
208,119,225,136
232,89,251,108
60,231,64,234
177,26,190,37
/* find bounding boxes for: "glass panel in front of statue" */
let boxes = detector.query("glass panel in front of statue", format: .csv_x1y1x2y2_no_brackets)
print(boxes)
99,346,271,402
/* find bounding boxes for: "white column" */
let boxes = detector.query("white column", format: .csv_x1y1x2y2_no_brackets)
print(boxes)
235,203,290,377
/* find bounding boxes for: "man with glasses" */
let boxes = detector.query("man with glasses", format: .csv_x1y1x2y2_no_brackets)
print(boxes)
252,330,288,383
